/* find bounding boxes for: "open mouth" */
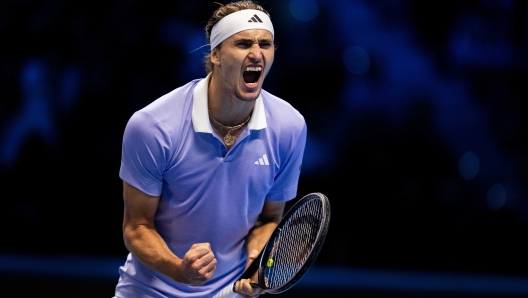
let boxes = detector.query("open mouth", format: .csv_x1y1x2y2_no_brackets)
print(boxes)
243,66,262,87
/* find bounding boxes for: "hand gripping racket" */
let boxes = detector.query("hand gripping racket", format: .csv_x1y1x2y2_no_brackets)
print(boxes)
213,192,331,297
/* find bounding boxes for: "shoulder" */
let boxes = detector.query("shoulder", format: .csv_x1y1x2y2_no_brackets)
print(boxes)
142,79,201,116
260,89,306,129
130,78,202,125
125,78,203,137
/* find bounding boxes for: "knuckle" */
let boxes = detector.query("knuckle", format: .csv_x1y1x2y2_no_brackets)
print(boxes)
191,263,201,271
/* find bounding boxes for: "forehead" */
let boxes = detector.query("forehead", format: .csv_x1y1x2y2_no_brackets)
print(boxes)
228,29,273,41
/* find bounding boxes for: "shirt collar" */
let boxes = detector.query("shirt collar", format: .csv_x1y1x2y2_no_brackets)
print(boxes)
192,73,267,133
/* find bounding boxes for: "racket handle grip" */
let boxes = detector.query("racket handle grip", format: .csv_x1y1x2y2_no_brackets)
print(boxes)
212,283,238,298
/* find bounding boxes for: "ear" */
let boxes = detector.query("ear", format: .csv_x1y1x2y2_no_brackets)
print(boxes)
210,48,221,66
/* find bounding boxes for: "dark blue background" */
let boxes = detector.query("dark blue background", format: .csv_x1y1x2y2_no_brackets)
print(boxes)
1,0,527,297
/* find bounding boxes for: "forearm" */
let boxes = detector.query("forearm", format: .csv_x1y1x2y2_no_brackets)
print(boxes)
245,201,285,267
239,209,282,290
124,224,183,282
245,220,278,257
225,202,286,296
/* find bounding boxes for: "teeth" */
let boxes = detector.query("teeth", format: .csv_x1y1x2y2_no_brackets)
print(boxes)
245,66,262,72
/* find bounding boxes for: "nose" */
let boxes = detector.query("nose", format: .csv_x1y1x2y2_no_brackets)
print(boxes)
248,43,263,61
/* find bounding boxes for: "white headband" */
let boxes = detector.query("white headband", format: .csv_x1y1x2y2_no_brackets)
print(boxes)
210,9,274,50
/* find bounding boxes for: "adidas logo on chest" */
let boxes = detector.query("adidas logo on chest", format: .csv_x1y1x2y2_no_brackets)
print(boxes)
254,154,269,165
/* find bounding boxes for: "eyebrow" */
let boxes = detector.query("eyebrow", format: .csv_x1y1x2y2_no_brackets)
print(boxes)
234,37,273,43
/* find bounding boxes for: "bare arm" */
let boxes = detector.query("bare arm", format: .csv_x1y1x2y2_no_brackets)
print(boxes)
122,181,217,285
234,200,285,297
245,201,285,265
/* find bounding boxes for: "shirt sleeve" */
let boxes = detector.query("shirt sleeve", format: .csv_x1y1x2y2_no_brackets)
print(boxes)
265,117,308,202
119,110,171,196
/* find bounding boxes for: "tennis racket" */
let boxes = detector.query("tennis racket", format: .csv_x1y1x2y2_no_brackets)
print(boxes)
213,192,331,298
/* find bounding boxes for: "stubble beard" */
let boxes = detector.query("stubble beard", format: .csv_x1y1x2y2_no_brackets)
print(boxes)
235,88,259,103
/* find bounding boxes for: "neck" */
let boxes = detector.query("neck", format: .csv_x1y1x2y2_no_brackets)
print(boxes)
207,73,255,125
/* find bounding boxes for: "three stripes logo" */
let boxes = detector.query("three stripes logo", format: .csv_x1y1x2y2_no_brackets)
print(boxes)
248,14,263,23
255,154,269,165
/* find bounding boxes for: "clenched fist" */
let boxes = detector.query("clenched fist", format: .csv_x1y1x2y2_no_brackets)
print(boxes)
179,242,217,285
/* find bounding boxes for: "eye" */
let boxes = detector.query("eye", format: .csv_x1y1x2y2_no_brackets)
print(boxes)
236,41,253,49
259,42,272,49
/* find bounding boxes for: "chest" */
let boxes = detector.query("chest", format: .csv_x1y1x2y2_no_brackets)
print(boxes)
163,129,278,201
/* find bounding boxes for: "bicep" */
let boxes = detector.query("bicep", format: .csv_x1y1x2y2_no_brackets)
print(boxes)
123,181,160,230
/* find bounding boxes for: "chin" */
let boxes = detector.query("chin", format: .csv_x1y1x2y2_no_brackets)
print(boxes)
236,89,261,102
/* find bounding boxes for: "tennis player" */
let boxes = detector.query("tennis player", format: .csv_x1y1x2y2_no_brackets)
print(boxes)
114,1,307,297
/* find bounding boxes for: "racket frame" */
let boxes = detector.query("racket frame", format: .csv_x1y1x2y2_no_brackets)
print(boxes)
250,192,331,294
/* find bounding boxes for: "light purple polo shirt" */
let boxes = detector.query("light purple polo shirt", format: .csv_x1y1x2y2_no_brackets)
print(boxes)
116,74,307,297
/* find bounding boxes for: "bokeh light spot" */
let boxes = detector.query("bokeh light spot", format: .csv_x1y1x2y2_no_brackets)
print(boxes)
487,183,507,211
289,0,319,22
343,46,371,75
458,151,480,180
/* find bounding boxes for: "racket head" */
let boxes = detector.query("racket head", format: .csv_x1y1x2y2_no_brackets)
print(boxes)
255,192,331,294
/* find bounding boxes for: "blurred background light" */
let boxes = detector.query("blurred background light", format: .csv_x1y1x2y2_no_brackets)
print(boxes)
487,183,507,211
343,46,371,75
459,151,480,180
288,0,320,22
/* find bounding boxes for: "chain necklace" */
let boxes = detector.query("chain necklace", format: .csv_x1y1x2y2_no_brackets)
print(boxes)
208,110,251,146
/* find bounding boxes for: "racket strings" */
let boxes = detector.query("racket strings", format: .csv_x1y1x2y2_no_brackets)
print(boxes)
263,197,324,288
